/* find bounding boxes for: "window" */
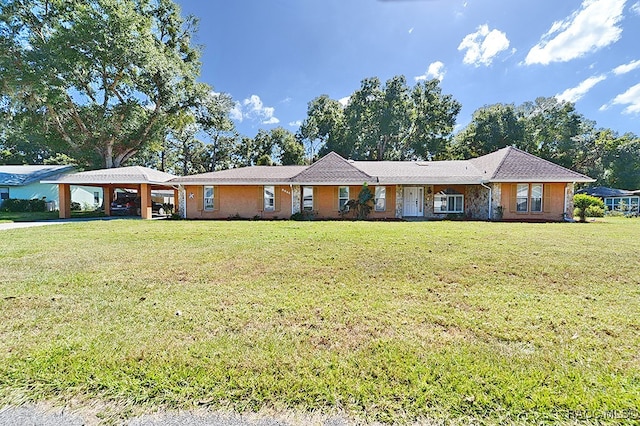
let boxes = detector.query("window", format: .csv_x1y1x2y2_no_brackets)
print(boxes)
530,184,543,212
375,186,386,211
0,187,8,200
516,184,529,212
302,186,313,211
93,191,100,205
338,186,349,210
203,186,214,210
434,189,463,213
264,186,275,211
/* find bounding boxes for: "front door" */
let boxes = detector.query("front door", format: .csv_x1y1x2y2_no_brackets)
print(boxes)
403,186,423,217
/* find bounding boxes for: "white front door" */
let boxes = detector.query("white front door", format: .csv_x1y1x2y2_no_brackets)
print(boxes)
403,186,423,217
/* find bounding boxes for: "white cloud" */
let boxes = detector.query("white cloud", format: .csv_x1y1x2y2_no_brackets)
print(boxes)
289,120,302,127
525,0,626,65
338,96,350,107
415,61,446,82
609,83,640,114
458,24,510,67
613,59,640,75
408,27,414,34
230,95,280,125
631,1,640,15
229,101,243,122
556,75,607,103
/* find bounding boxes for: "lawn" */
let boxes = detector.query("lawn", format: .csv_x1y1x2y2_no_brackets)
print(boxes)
0,218,639,424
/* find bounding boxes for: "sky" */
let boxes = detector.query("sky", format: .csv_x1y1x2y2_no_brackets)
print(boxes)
175,0,640,139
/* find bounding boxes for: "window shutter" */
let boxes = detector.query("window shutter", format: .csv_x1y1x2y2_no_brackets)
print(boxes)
509,184,517,213
197,186,204,211
313,187,318,211
257,186,264,211
275,186,281,212
333,187,339,211
543,184,551,213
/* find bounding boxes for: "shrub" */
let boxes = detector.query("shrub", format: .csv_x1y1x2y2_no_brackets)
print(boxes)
0,198,47,212
573,194,604,222
70,202,82,211
585,205,605,218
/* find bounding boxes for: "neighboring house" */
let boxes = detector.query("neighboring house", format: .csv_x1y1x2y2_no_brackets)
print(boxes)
576,186,640,214
0,165,102,210
172,147,594,221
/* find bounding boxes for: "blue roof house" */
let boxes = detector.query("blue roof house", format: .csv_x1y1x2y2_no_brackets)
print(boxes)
0,165,102,210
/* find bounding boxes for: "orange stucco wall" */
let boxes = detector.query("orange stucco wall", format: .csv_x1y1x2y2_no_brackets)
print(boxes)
500,182,567,221
185,185,293,219
312,185,396,219
184,184,396,220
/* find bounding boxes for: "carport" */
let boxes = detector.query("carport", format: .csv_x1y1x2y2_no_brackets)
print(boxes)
42,166,178,219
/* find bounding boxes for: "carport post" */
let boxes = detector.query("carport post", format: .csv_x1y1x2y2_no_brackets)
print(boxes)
58,184,71,219
140,183,152,219
173,188,179,214
103,185,112,216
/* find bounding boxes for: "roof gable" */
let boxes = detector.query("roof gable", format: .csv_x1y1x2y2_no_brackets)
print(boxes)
0,165,75,186
473,146,593,183
291,152,374,184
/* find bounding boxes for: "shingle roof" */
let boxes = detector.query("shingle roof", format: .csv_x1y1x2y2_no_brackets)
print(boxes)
576,186,635,197
291,152,375,184
478,146,593,183
0,165,75,186
41,166,176,185
173,165,307,184
352,160,484,184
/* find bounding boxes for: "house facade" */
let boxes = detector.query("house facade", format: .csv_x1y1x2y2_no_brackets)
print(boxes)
576,186,640,214
0,165,101,210
172,147,593,221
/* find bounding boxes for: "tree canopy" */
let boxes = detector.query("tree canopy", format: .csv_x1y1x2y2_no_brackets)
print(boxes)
0,0,222,169
298,75,461,161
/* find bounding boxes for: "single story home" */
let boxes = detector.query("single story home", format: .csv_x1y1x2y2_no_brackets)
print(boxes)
171,146,593,221
576,186,640,214
0,165,101,210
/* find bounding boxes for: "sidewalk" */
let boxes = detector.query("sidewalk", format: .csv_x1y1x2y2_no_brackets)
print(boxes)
0,216,135,231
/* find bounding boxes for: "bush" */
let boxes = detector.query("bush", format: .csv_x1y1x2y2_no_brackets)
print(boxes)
70,202,82,211
585,205,605,218
573,194,604,222
0,198,47,212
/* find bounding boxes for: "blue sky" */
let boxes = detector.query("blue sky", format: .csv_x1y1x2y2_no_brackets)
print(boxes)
175,0,640,139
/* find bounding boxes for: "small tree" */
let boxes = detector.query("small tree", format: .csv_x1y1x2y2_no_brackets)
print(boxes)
344,183,374,220
573,194,604,222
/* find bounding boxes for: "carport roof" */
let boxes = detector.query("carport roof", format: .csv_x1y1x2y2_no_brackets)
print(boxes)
42,166,176,185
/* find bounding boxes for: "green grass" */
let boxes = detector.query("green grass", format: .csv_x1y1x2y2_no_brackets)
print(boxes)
1,218,639,424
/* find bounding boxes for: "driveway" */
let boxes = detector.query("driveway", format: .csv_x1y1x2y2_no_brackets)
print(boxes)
0,216,138,231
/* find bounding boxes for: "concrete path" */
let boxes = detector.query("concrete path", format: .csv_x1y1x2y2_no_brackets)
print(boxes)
0,216,138,231
0,405,357,426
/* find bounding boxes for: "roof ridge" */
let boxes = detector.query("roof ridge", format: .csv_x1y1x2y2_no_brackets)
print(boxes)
488,146,513,180
503,146,591,179
291,151,374,181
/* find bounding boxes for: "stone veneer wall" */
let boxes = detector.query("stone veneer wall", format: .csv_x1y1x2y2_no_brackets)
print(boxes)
464,185,489,219
565,183,574,219
491,183,502,220
395,185,403,218
291,185,301,215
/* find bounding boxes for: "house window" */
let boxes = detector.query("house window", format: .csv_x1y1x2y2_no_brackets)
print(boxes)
203,186,214,210
264,185,275,211
93,191,100,205
375,186,386,211
302,186,313,211
0,187,8,200
434,189,463,213
338,186,349,210
516,184,529,212
530,184,543,212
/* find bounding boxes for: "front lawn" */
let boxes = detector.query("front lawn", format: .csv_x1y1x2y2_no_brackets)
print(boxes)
0,219,638,424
